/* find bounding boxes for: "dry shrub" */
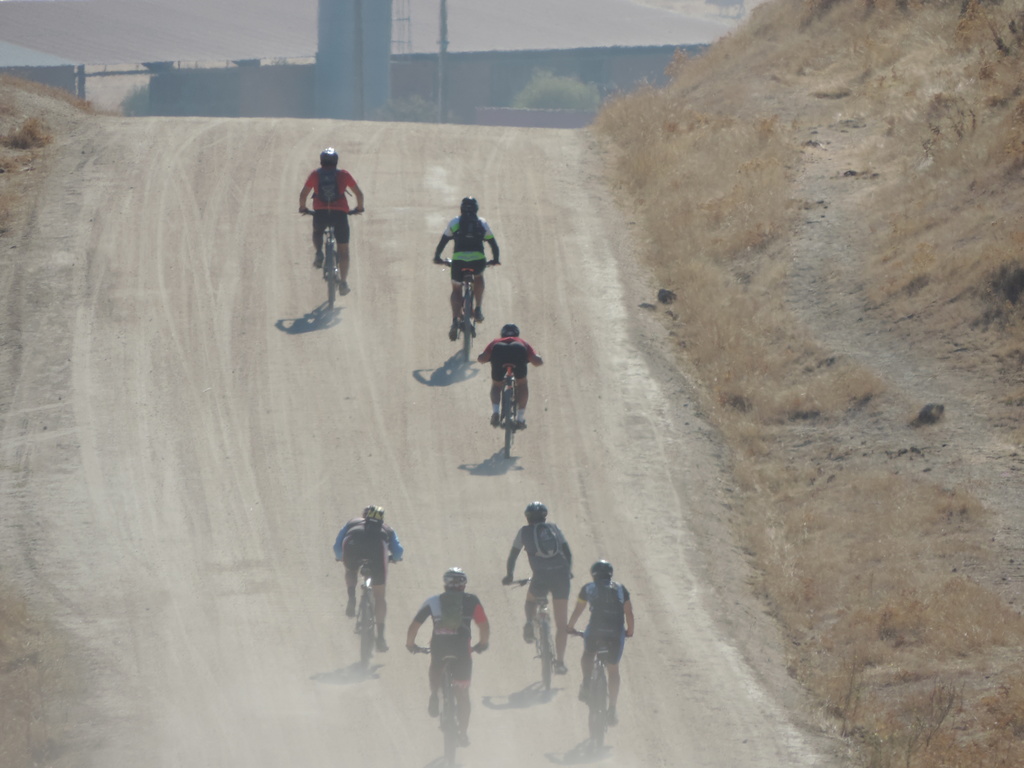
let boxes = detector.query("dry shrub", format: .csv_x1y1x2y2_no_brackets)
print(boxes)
1,117,52,150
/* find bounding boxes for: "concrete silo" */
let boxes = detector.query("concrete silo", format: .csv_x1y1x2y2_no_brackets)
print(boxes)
315,0,392,119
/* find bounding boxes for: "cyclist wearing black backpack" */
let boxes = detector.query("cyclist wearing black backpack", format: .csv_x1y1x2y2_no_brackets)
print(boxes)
432,196,500,340
298,147,364,293
501,501,573,675
567,560,635,727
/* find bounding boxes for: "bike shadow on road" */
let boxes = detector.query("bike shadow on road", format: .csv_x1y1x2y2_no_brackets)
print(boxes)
458,450,523,476
309,662,382,685
412,352,478,387
545,740,612,764
274,303,342,334
482,681,558,710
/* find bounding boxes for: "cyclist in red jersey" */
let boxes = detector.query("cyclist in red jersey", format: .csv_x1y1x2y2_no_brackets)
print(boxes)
298,147,364,294
477,323,543,429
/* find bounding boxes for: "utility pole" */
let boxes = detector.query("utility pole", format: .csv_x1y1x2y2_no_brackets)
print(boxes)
438,0,447,123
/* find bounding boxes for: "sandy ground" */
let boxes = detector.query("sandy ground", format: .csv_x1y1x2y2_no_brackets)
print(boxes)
0,110,846,767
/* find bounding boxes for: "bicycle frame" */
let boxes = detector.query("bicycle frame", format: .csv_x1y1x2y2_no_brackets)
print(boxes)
412,646,465,767
460,276,475,360
511,579,554,689
500,364,517,458
356,561,376,667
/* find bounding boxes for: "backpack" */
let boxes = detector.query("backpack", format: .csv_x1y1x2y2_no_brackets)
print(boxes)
346,519,382,554
317,167,341,204
452,215,486,253
530,522,562,559
437,590,466,633
589,582,625,627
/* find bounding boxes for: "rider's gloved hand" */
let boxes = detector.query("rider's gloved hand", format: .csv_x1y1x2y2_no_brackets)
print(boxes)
433,257,443,264
501,575,513,586
406,643,418,654
299,207,308,214
353,206,365,214
472,641,488,653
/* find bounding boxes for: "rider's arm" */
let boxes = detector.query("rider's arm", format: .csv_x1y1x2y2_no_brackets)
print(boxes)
406,618,424,651
567,597,587,633
473,602,490,650
348,180,365,213
434,234,452,262
332,525,351,561
503,546,521,582
487,238,499,263
624,599,635,638
476,339,495,364
562,541,573,573
299,182,313,212
387,528,404,561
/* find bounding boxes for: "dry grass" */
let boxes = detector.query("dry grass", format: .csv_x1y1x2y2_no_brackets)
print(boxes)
596,0,1024,765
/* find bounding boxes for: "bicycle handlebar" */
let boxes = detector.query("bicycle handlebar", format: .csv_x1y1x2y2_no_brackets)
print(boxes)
299,207,363,216
506,578,531,587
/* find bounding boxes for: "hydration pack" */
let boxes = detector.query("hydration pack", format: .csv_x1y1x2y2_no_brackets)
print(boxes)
590,582,625,626
438,590,465,633
317,167,341,204
452,214,486,253
530,523,563,559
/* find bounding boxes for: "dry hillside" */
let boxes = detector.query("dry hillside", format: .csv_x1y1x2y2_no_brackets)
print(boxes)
596,0,1024,765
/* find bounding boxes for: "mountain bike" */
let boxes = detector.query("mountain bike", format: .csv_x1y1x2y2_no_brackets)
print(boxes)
499,363,518,458
438,258,497,361
355,560,376,667
511,579,554,690
571,629,611,750
411,646,471,766
301,209,359,309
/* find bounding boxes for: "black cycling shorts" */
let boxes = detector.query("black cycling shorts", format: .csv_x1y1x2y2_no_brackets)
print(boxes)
528,570,572,601
451,259,486,282
430,634,473,683
312,209,351,244
341,541,387,584
584,627,626,665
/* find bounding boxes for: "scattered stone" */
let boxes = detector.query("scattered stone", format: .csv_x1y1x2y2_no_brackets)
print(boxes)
912,403,945,426
639,302,656,310
657,288,677,304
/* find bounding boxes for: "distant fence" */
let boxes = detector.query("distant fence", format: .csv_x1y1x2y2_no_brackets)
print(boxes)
475,107,596,128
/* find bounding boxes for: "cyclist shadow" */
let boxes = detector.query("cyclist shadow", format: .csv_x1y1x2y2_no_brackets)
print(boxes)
274,303,341,334
546,740,612,764
482,681,558,709
412,353,478,387
309,662,382,685
459,450,523,476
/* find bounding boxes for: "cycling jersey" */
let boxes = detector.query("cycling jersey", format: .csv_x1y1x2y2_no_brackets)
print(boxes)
478,336,541,380
441,215,495,262
577,581,630,634
304,168,358,212
511,522,571,573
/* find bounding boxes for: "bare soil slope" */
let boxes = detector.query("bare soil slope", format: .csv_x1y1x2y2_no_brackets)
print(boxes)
0,96,842,766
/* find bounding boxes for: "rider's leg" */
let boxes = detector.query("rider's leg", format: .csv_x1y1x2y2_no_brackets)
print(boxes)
524,591,538,624
455,683,472,735
449,282,462,321
372,583,387,635
473,272,485,314
516,378,529,424
607,662,621,709
552,598,569,663
337,243,350,283
344,567,357,602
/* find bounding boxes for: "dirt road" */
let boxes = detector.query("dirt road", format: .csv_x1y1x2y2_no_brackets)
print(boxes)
1,114,839,767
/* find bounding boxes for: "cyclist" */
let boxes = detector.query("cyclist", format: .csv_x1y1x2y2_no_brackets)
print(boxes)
406,567,490,748
567,560,635,727
501,501,572,675
298,147,364,295
477,323,543,429
333,505,403,652
432,196,500,341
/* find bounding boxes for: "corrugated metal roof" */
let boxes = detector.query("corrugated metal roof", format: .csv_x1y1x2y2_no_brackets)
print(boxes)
0,0,730,67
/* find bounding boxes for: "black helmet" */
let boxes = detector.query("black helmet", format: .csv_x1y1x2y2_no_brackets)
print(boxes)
363,505,385,522
443,567,468,590
501,323,520,338
320,147,339,167
590,560,613,581
525,501,548,523
460,196,478,215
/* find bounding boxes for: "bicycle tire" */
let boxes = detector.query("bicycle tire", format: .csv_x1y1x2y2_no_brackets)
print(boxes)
325,238,338,309
501,379,516,458
357,590,375,667
461,281,474,361
588,661,608,748
440,660,459,766
538,614,553,691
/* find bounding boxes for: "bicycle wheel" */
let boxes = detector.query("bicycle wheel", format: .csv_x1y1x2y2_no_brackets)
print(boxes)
538,614,553,691
461,282,474,361
325,241,337,309
440,661,458,766
501,381,516,458
588,662,608,748
357,590,375,667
